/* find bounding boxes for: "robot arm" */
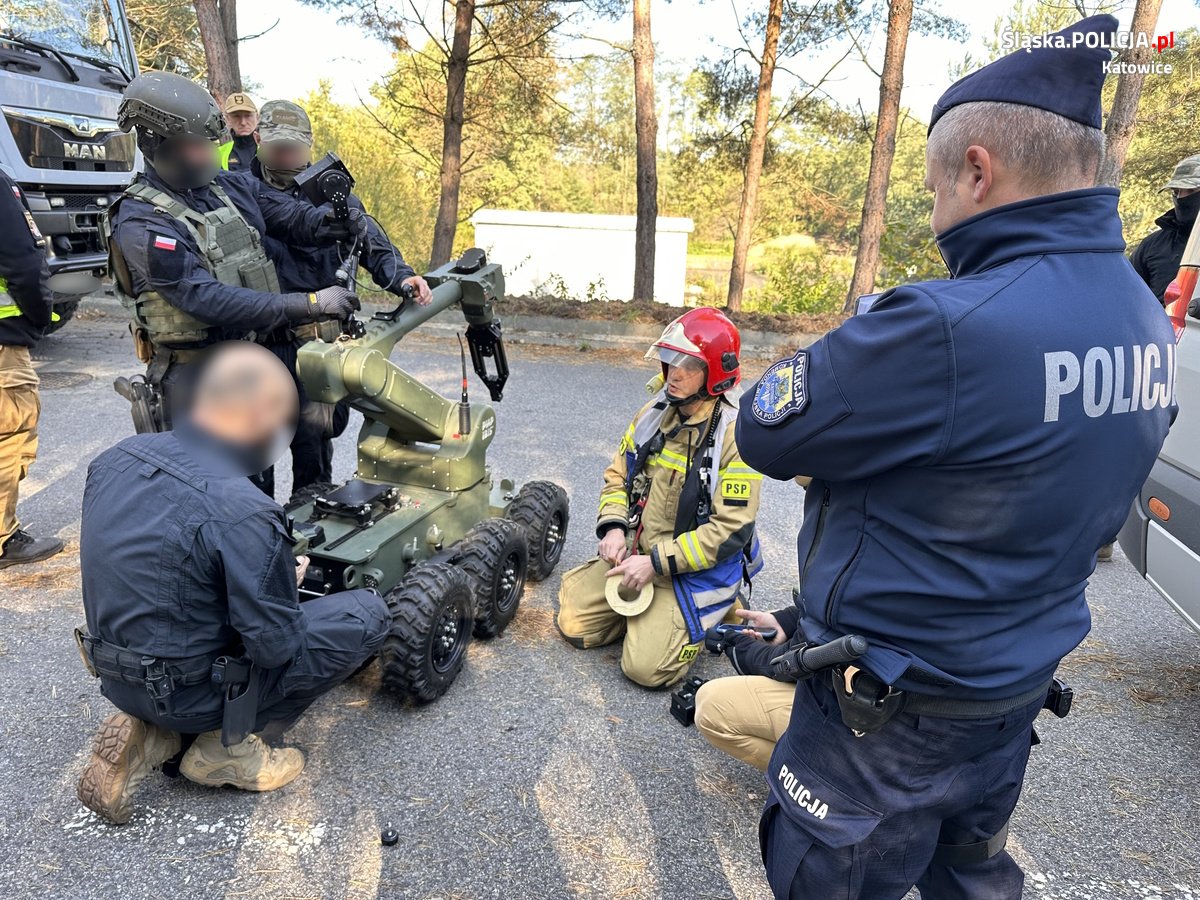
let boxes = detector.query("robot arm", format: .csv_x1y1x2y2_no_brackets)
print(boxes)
296,248,510,445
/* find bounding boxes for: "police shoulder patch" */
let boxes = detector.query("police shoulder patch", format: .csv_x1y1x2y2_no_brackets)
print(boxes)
752,350,809,426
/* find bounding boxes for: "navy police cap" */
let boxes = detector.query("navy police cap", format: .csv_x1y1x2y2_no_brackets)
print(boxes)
929,14,1117,134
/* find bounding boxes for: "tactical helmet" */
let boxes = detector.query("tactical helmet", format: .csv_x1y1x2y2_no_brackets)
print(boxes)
118,72,225,190
646,307,742,397
119,71,225,147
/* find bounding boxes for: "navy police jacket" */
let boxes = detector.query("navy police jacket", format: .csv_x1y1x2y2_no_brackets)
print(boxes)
738,188,1176,700
249,157,416,295
0,170,51,346
109,165,328,339
80,430,304,668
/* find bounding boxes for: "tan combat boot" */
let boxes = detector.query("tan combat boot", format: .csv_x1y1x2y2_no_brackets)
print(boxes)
77,712,182,825
179,730,305,791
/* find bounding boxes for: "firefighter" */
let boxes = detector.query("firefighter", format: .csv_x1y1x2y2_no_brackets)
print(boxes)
556,308,763,688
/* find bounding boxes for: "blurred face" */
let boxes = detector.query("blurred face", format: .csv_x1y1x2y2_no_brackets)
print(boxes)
154,134,219,191
186,344,298,470
259,140,311,171
666,358,707,400
227,110,258,137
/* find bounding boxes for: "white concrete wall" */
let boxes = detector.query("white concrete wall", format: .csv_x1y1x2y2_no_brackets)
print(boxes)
469,209,694,306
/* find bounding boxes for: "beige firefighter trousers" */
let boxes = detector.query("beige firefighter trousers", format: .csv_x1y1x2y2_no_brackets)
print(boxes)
0,345,39,545
694,675,797,771
556,556,710,688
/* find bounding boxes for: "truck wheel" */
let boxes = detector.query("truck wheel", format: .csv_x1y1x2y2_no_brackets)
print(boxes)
458,518,528,639
507,481,569,581
42,298,79,335
379,562,473,703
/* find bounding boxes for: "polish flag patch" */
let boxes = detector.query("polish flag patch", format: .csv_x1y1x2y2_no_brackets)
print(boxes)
153,235,177,251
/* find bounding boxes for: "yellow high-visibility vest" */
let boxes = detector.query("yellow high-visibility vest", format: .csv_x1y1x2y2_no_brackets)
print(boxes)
0,277,61,321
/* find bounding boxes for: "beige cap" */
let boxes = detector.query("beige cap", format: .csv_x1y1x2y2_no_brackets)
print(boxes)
223,92,257,115
604,572,654,617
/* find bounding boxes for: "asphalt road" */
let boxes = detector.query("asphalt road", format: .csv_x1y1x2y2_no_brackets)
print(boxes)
1,309,1198,900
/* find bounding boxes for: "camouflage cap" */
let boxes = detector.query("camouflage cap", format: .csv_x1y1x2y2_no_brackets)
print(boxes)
1165,154,1200,191
223,92,257,115
258,100,313,146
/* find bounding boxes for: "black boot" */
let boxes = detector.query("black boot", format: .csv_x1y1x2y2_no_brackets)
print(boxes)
0,528,65,569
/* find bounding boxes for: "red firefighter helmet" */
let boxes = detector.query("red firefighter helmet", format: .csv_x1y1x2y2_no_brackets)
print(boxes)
645,307,742,396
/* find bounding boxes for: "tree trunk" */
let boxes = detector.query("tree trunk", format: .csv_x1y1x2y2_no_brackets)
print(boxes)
218,0,241,89
1097,0,1164,187
632,0,658,302
194,0,238,102
727,0,783,312
843,0,913,312
430,0,474,267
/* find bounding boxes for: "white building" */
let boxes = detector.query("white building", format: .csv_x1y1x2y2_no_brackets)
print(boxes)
469,209,695,306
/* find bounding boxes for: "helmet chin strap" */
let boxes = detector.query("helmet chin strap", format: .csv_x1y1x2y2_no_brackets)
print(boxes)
665,389,708,408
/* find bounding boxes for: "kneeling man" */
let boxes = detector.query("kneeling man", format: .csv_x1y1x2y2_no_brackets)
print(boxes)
75,343,391,823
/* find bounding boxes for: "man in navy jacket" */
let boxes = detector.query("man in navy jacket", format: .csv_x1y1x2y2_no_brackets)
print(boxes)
732,15,1175,899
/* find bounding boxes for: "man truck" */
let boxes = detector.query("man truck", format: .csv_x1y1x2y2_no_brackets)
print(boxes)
1,1,139,332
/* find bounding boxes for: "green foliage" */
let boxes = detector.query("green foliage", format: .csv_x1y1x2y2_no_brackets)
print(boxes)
749,245,852,315
1115,28,1200,245
124,0,205,77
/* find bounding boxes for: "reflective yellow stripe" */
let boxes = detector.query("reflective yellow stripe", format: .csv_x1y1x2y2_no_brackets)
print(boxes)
679,532,708,570
721,464,763,479
598,490,627,511
720,473,763,482
0,303,58,322
217,141,235,170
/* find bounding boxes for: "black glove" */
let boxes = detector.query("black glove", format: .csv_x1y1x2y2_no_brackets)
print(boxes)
318,206,368,242
284,286,359,323
719,630,791,677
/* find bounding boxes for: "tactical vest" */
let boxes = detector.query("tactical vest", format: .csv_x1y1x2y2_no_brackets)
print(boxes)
104,180,280,355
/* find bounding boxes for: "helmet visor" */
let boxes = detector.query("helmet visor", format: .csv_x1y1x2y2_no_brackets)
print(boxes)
645,345,706,371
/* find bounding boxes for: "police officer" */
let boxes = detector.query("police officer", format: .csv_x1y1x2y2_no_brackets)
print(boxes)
75,343,391,825
1131,152,1200,302
556,308,764,688
218,91,258,172
693,605,797,771
731,16,1175,899
0,170,63,569
106,72,365,429
248,99,432,497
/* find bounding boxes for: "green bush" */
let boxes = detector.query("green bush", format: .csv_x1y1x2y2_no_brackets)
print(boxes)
747,246,851,315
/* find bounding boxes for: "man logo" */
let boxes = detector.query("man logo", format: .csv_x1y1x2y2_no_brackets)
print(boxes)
73,116,91,134
64,143,106,161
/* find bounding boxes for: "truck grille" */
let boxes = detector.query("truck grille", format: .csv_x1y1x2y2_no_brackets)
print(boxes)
4,115,135,173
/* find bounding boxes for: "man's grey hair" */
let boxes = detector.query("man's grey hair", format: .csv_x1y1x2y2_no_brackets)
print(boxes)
927,101,1106,193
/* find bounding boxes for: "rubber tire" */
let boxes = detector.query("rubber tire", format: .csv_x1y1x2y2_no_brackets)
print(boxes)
284,481,336,511
379,563,474,703
507,481,569,582
43,297,79,335
457,518,529,639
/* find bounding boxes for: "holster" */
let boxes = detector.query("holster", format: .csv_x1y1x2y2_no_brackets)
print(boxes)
831,665,907,735
211,656,259,747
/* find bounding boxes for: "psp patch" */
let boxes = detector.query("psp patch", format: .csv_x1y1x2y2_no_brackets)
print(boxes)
678,644,700,663
752,350,809,425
